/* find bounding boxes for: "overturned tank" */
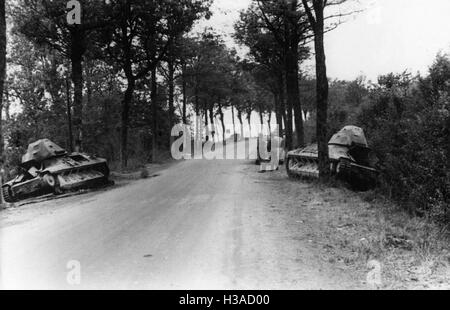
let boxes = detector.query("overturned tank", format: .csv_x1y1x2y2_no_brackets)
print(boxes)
2,139,110,203
286,126,379,190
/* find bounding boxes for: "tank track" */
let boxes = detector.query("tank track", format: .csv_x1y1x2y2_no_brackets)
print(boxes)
337,160,378,190
2,186,15,203
286,155,320,178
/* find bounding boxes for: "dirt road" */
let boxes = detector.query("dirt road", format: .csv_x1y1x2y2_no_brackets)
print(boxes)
0,152,373,290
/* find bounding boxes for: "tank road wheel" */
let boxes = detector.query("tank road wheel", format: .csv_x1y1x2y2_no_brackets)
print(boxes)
43,173,56,187
43,173,63,195
2,186,15,203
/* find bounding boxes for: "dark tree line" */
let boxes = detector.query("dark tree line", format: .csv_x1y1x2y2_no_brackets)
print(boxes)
0,0,273,173
0,0,356,174
3,0,214,170
235,0,310,151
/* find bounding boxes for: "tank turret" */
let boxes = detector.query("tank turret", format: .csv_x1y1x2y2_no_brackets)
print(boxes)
22,139,67,163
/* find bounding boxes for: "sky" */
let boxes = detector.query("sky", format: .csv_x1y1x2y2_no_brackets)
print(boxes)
196,0,450,82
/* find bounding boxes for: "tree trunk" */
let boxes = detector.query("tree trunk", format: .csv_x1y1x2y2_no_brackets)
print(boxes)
218,101,226,158
281,10,294,151
289,44,305,148
204,101,209,127
85,61,93,110
247,113,252,138
70,27,85,152
231,104,236,141
283,70,293,150
274,92,283,134
218,103,225,143
314,7,330,179
102,90,114,161
3,81,11,122
237,110,244,139
4,82,9,121
151,67,158,163
121,78,135,169
194,87,201,143
204,103,209,142
281,107,287,135
66,75,74,152
247,111,252,138
259,111,264,133
209,106,215,141
277,71,288,146
168,58,175,132
182,62,187,124
0,0,4,161
267,112,272,135
219,108,226,158
288,0,305,148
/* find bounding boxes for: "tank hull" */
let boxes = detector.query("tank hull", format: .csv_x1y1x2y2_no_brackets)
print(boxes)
286,145,378,189
286,126,378,190
2,141,111,203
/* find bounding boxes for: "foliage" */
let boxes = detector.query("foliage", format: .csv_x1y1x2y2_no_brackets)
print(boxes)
235,0,312,149
2,0,213,173
357,55,450,224
297,54,450,225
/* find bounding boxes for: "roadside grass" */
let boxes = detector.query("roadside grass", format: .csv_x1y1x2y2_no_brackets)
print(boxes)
269,167,449,289
310,181,450,289
108,149,172,174
108,152,176,184
108,157,149,173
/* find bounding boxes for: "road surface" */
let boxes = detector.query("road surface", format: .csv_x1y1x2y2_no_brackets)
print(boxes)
0,151,362,289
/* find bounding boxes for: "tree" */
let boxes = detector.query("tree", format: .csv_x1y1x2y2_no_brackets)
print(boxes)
12,0,110,152
101,0,210,168
301,0,356,179
282,0,309,148
5,31,73,171
355,55,450,223
235,0,310,149
102,1,161,167
175,36,201,125
228,67,257,139
182,31,237,143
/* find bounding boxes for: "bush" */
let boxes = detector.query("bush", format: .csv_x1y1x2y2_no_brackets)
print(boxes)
356,57,450,225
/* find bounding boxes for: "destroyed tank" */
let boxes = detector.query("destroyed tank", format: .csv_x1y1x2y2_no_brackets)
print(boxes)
286,126,378,189
2,139,110,203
